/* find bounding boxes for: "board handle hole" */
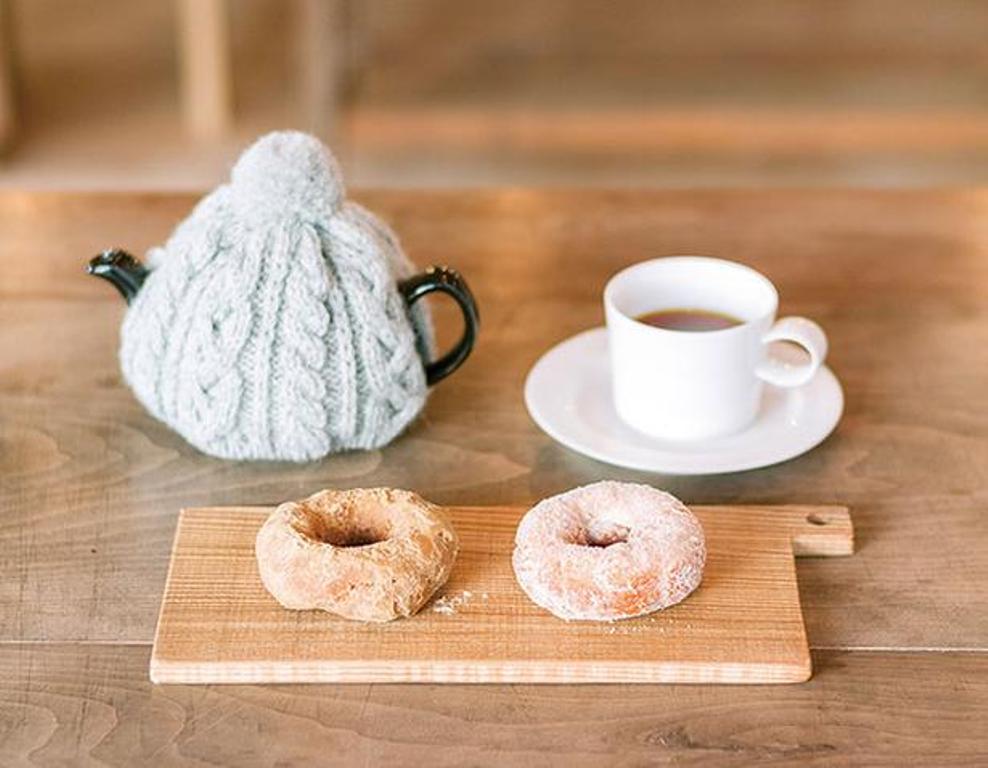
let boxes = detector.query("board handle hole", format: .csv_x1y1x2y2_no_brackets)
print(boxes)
806,513,827,526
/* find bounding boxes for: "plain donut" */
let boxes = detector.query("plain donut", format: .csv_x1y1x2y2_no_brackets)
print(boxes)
255,487,458,622
512,481,705,621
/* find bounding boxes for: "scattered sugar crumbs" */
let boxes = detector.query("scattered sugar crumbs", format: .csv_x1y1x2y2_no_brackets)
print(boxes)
604,615,677,634
431,589,489,615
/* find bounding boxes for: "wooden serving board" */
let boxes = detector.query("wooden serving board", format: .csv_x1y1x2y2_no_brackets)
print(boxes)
151,504,852,685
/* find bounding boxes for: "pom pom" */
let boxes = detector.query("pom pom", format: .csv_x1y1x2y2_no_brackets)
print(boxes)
230,131,344,223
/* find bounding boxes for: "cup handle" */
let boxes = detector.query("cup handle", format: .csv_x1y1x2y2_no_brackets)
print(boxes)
398,266,480,385
756,316,828,388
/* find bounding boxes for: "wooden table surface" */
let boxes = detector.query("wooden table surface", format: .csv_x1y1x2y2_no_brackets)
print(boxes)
1,189,987,765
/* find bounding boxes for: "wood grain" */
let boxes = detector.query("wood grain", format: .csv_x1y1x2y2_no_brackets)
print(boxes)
362,0,988,106
1,189,987,761
151,504,851,684
348,0,988,186
4,644,988,766
349,105,988,155
1,189,986,652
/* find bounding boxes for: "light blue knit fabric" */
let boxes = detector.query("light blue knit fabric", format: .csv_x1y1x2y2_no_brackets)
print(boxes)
120,131,434,461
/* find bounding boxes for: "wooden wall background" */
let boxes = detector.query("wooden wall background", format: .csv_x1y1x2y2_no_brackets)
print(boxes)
0,0,984,188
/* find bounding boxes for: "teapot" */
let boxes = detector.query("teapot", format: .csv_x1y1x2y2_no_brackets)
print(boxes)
87,132,478,462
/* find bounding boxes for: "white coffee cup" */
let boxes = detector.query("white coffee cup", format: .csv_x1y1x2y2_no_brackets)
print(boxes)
604,256,828,441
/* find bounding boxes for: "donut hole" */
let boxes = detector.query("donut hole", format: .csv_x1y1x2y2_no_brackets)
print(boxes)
565,519,631,549
295,509,390,548
323,527,387,547
585,529,629,548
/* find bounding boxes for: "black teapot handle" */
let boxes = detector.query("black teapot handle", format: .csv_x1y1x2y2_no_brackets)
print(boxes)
398,266,479,386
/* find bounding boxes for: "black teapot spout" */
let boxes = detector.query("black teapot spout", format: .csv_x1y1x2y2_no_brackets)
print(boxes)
87,249,149,304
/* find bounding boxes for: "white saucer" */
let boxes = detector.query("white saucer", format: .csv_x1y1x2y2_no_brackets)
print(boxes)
524,328,843,475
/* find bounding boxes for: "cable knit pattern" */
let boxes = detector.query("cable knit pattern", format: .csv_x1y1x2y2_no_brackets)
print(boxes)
119,131,434,461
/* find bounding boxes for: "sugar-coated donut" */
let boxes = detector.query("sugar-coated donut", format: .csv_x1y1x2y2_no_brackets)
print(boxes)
255,488,458,622
512,481,705,621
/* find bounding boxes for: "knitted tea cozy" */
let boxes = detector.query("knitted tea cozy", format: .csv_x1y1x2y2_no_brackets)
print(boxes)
120,131,435,461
